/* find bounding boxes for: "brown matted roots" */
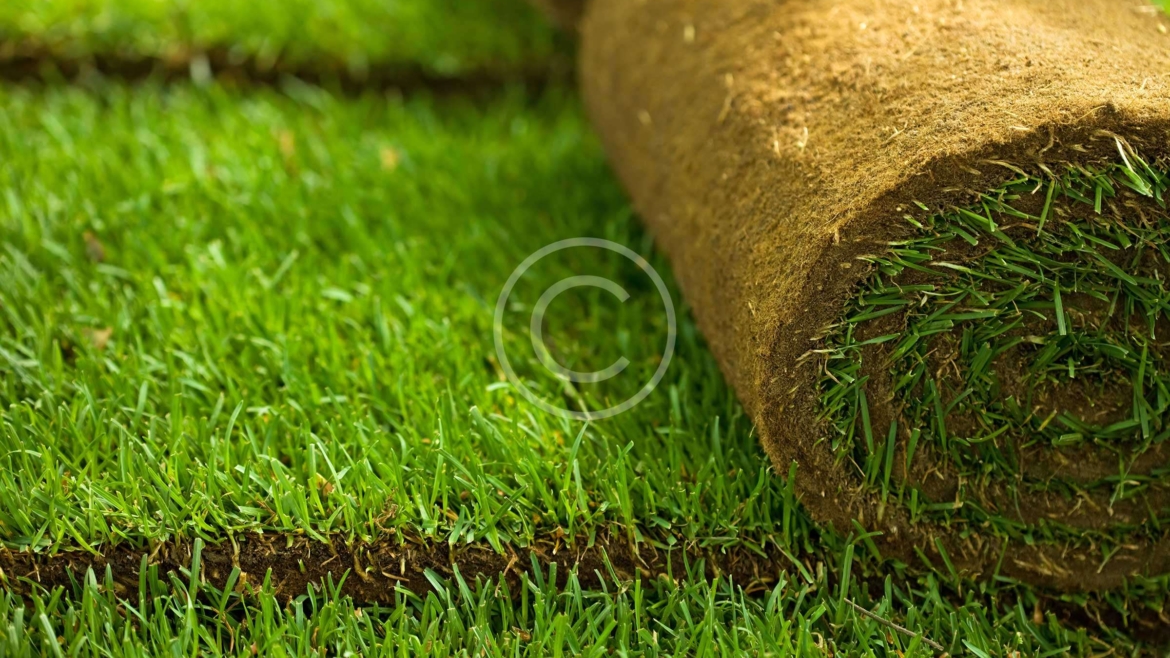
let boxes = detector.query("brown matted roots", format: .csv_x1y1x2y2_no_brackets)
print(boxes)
575,0,1170,592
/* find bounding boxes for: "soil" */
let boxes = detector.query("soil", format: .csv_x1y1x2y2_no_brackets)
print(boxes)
0,42,571,96
0,531,790,604
5,530,1170,644
576,0,1170,592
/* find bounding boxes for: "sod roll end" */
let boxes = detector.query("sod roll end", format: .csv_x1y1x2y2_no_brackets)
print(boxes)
580,0,1170,592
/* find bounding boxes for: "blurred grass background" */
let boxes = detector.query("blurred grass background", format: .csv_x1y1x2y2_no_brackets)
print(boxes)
0,0,565,76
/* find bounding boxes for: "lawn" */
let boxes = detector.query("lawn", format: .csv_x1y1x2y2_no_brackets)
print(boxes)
0,2,1164,656
0,81,790,560
0,0,563,78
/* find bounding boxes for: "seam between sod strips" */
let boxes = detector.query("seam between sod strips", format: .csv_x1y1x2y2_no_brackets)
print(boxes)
0,44,572,95
6,530,1169,645
2,531,797,603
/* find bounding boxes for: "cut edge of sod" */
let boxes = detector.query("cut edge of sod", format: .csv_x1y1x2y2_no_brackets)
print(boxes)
811,139,1170,596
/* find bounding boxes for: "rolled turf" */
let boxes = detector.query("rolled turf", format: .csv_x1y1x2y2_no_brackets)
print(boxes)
570,0,1170,593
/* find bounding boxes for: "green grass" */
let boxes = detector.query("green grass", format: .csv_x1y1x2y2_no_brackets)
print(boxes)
2,2,1169,654
818,150,1170,589
0,0,561,77
0,537,1126,656
0,80,1156,658
0,83,788,554
0,81,1151,655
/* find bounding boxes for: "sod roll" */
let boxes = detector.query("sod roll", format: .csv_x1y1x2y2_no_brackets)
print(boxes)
575,0,1170,592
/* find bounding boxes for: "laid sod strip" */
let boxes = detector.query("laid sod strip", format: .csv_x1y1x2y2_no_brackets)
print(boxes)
576,0,1170,594
0,83,790,558
0,0,564,81
5,578,952,658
